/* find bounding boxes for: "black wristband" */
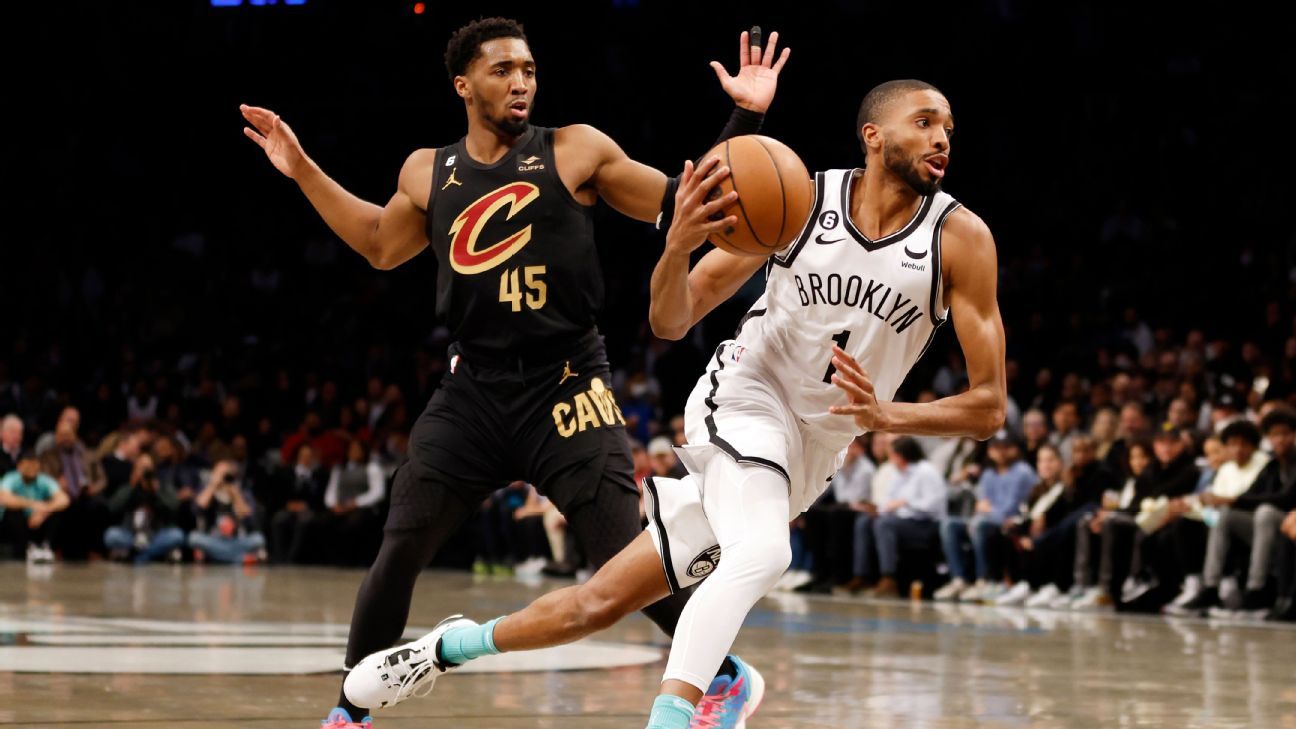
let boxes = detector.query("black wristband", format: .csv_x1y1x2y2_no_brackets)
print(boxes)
657,175,680,231
714,106,765,147
657,107,766,230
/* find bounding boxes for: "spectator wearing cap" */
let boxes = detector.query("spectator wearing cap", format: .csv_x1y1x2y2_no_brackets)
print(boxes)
857,437,947,599
934,430,1035,602
648,436,687,479
0,451,69,563
1173,406,1296,617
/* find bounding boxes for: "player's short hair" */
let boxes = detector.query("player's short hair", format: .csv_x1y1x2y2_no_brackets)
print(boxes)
1260,405,1296,434
856,79,942,144
444,17,528,80
1220,419,1262,447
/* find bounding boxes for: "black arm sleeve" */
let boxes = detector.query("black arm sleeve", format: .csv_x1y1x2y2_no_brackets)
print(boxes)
656,106,766,230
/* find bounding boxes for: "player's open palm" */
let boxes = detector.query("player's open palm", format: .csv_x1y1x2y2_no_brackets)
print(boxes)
241,104,307,179
828,345,883,431
711,29,791,114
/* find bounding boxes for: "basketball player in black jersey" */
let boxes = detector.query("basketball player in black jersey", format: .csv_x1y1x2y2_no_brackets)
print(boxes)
240,18,790,729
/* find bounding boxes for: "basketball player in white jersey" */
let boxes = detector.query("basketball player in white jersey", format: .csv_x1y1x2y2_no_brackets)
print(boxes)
356,79,1007,729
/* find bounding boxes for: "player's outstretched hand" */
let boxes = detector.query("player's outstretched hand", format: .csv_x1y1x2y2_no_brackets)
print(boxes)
665,156,738,257
711,28,791,114
241,104,309,179
828,345,885,431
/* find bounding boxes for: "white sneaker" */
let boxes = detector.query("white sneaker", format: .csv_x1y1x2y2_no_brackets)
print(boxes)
1071,586,1114,611
934,577,968,601
1025,584,1062,608
995,581,1033,606
959,579,989,603
515,557,547,576
38,544,55,564
784,570,814,591
1049,587,1082,610
1171,575,1202,608
25,544,40,565
343,614,476,710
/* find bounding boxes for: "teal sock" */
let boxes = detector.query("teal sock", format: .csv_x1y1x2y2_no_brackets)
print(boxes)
645,695,695,729
437,617,503,665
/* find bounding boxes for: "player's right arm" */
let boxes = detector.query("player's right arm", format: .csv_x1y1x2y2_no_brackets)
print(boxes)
648,157,766,340
241,105,432,270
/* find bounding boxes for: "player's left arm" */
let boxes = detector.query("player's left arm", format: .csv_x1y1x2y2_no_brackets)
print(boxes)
829,209,1007,440
555,28,792,224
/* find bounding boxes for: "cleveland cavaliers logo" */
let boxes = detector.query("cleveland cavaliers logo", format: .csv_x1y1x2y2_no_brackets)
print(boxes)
448,182,540,275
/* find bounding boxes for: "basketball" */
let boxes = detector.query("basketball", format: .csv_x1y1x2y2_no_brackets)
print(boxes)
701,134,814,257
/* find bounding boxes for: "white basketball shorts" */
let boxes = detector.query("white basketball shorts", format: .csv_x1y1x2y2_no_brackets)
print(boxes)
643,340,847,592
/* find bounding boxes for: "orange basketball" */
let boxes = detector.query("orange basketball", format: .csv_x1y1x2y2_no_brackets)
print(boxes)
701,135,814,257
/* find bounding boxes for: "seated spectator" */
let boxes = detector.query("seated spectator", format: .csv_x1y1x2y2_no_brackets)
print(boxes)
39,421,109,560
317,439,386,566
935,431,1035,602
998,439,1116,606
477,481,548,576
100,429,144,497
269,443,328,564
0,451,69,563
152,435,201,533
1090,407,1119,463
1,414,23,474
189,459,266,564
1159,419,1267,610
1194,435,1226,492
1050,401,1081,466
1069,424,1199,610
33,406,78,457
1021,409,1049,467
799,437,874,594
1269,508,1296,622
648,436,687,479
1173,406,1296,617
1106,402,1151,481
856,437,947,598
103,453,185,564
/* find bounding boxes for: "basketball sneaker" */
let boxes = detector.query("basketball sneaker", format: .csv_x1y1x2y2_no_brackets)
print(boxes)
689,656,765,729
343,615,476,710
321,707,371,728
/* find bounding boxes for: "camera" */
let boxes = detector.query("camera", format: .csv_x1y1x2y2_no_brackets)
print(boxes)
222,472,238,484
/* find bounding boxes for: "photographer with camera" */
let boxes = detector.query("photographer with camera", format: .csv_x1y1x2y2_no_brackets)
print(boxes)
188,459,266,564
103,453,186,564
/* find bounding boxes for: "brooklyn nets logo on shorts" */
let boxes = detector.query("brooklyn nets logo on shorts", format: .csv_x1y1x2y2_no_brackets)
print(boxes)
687,545,722,579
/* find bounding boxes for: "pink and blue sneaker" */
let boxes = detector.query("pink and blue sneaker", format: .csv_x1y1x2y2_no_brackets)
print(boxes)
321,708,372,728
689,656,765,729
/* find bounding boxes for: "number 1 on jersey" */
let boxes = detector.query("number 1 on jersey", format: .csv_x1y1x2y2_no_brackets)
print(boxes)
822,329,853,383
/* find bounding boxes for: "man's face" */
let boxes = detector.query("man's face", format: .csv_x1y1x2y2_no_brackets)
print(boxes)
1023,413,1048,441
988,442,1011,467
1120,406,1146,439
0,420,20,449
17,458,39,481
1072,439,1095,467
1267,425,1295,459
58,407,80,433
1053,404,1078,433
866,89,952,196
1168,399,1192,427
1153,436,1183,466
460,38,536,137
1227,436,1256,466
1203,439,1226,470
651,452,676,477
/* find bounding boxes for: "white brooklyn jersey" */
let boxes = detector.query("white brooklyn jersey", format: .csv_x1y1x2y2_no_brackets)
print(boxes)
733,168,962,444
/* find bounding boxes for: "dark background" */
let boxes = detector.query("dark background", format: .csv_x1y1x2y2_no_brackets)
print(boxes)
4,0,1294,445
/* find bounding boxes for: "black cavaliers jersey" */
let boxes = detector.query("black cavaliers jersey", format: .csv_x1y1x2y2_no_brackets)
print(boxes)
425,126,603,360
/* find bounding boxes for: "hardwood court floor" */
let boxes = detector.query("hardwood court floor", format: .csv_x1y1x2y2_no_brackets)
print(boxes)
1,563,1293,728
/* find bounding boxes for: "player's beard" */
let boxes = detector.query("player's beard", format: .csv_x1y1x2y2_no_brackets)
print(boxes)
489,103,531,137
883,140,941,196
